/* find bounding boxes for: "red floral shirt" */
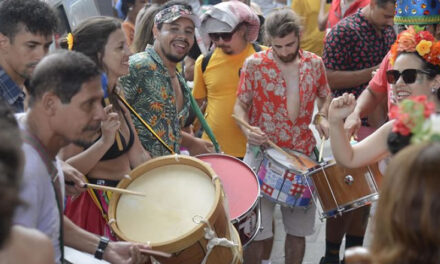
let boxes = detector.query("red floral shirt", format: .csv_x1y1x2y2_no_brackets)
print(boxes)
237,49,330,156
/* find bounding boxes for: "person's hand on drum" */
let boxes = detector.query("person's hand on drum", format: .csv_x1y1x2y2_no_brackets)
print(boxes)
244,126,268,146
103,241,151,264
187,137,215,155
328,93,356,124
101,104,121,147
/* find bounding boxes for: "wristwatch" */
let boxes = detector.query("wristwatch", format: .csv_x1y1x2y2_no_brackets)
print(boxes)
94,236,110,260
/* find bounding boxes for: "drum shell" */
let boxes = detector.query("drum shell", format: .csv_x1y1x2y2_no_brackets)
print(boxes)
196,153,261,247
307,162,382,217
108,155,242,264
257,148,318,207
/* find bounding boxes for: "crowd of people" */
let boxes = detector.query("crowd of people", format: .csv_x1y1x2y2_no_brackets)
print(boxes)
1,0,440,263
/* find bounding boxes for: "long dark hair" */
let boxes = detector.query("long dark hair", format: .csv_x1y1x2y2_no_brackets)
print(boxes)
59,17,123,112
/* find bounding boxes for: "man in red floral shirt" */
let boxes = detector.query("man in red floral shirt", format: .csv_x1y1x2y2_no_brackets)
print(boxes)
234,8,331,264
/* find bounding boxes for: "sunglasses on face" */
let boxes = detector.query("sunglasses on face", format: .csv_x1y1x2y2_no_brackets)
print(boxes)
386,69,433,84
208,26,241,42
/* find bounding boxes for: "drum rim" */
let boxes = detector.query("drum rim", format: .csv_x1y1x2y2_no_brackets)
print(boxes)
108,154,223,253
196,153,261,222
321,193,379,218
263,148,313,174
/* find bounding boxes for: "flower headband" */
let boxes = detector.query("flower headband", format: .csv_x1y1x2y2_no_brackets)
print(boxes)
66,33,74,51
388,95,438,143
390,26,440,66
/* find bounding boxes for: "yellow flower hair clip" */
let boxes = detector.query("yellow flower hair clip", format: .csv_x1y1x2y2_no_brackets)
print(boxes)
66,33,74,51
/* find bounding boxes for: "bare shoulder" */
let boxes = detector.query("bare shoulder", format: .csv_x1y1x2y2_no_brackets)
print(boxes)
9,226,55,264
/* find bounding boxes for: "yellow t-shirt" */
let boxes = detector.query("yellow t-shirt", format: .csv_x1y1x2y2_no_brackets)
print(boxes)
291,0,329,56
193,44,266,157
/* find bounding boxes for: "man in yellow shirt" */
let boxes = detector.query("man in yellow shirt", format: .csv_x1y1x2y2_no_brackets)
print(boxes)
291,0,329,56
193,1,264,158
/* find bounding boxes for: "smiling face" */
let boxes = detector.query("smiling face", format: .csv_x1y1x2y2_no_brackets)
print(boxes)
154,17,195,63
101,28,132,80
392,53,438,102
0,24,52,84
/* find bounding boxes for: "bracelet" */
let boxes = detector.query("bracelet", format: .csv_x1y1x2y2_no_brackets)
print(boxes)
94,236,110,260
313,112,327,125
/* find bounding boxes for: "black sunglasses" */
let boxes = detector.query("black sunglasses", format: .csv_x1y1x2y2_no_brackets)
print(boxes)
208,25,241,42
386,69,433,84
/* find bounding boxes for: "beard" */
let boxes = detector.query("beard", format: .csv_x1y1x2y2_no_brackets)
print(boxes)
275,44,300,63
161,40,189,63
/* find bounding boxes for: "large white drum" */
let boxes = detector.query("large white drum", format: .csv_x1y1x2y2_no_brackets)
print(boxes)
108,155,242,264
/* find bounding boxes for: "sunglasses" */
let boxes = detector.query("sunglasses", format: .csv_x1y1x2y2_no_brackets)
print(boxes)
208,25,241,42
386,69,433,84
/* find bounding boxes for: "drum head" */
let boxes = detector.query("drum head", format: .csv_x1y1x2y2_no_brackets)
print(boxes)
197,154,259,220
109,155,220,247
265,148,317,172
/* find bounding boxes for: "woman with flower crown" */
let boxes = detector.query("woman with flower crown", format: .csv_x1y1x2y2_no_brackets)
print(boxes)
329,27,440,168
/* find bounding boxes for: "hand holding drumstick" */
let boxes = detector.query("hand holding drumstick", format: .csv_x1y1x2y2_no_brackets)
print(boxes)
232,114,307,169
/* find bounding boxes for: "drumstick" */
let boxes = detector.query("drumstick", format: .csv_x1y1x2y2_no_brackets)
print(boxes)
231,114,307,169
318,135,325,163
84,183,146,197
102,74,123,151
139,248,172,258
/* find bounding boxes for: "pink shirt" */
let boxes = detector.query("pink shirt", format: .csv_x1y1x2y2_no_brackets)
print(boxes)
369,52,394,110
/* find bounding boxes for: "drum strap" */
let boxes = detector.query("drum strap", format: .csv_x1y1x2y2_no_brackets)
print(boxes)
86,182,110,223
196,218,239,264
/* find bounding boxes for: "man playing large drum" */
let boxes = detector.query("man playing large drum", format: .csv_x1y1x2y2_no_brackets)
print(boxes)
233,8,331,264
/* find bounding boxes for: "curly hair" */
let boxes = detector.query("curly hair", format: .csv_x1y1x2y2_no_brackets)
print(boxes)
371,142,440,264
0,100,23,249
0,0,58,40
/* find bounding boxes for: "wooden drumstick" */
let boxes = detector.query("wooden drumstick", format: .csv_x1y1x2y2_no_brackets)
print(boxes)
139,248,172,258
231,114,307,169
84,183,146,197
102,74,123,151
318,135,325,163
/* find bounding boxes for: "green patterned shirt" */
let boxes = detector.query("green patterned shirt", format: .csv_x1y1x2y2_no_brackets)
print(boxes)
120,47,190,157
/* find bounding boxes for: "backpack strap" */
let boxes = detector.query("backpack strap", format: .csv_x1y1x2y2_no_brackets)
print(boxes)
201,43,262,73
252,42,262,52
201,51,214,73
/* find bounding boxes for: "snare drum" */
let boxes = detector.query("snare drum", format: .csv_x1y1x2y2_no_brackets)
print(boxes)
108,155,242,264
197,154,260,247
306,161,382,218
257,148,318,207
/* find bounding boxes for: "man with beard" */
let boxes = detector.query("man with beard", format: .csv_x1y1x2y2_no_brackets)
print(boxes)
121,1,213,157
233,8,331,264
14,51,150,264
192,1,264,158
